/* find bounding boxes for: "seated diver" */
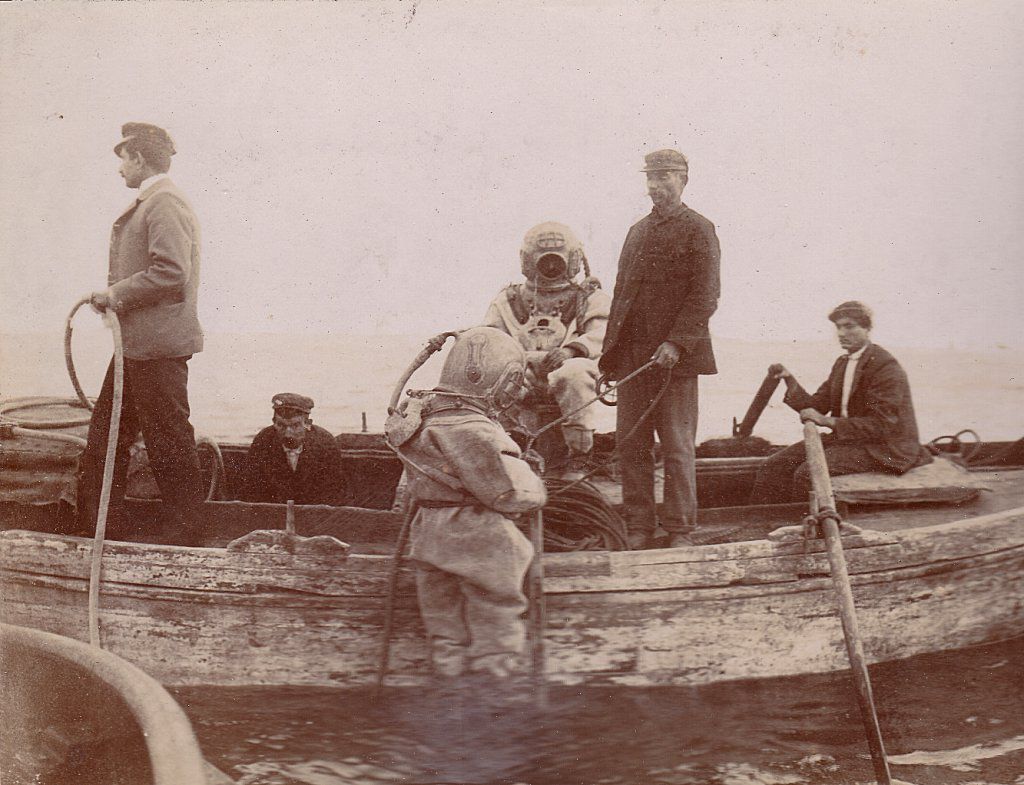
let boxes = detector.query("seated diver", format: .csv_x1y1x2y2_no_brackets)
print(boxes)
482,221,611,479
237,393,347,505
749,301,932,505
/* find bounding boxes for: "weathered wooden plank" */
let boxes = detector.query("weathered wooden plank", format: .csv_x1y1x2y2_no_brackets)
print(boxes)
4,505,1022,598
4,543,1020,688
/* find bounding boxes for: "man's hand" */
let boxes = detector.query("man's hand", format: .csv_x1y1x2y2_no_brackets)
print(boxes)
651,341,681,369
89,291,111,314
768,363,792,380
799,408,836,429
538,347,574,377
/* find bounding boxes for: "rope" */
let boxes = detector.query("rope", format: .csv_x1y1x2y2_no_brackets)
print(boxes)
525,359,659,450
927,429,982,465
533,479,629,551
548,368,673,501
0,396,93,429
196,436,225,502
65,301,98,412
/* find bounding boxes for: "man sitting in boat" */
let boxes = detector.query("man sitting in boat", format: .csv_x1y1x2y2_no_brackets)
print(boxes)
237,393,347,506
749,301,932,504
481,221,611,479
388,327,547,679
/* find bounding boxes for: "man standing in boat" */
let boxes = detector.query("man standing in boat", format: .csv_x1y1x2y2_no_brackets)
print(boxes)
387,327,547,679
600,149,721,550
482,221,611,479
238,393,347,506
76,123,205,546
749,301,933,504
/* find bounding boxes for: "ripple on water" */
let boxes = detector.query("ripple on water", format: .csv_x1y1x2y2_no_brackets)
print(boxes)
177,635,1024,785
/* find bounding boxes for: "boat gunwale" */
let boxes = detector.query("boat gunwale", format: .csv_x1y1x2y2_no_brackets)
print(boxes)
3,504,1023,599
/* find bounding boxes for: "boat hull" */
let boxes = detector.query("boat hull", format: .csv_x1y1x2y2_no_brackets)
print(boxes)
3,505,1022,688
0,623,216,784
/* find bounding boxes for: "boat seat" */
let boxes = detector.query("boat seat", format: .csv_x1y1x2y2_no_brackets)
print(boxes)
831,455,989,505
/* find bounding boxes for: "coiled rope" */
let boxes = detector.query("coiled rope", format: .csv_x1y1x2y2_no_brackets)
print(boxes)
530,478,629,551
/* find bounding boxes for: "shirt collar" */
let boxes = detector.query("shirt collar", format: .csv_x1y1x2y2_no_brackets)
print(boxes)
844,343,870,361
138,172,169,194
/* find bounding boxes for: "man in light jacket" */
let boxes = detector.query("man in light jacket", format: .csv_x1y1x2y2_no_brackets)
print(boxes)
76,123,205,545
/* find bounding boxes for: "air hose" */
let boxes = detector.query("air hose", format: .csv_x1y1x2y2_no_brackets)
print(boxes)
531,478,629,551
64,297,125,649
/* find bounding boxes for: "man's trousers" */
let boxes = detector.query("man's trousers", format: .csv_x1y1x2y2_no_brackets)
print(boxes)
748,437,885,505
616,360,699,535
76,355,203,540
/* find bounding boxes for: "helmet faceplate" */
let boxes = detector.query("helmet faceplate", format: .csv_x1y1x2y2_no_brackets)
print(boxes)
520,221,585,289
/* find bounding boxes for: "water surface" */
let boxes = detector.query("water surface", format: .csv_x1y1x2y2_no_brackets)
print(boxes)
178,635,1024,785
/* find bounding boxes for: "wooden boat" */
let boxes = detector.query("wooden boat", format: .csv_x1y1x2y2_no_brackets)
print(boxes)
0,622,228,784
2,398,1023,688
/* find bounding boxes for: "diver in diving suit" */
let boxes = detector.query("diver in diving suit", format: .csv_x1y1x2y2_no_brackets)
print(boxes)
482,222,611,479
389,327,548,679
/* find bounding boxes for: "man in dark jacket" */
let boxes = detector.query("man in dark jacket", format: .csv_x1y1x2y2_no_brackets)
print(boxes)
600,149,721,549
77,123,205,545
238,394,347,506
749,301,933,505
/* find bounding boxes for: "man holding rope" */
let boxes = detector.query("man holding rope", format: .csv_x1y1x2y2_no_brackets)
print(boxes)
75,123,205,546
600,149,721,550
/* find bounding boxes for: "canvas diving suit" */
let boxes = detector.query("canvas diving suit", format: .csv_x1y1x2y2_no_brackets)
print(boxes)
389,326,547,677
482,222,611,472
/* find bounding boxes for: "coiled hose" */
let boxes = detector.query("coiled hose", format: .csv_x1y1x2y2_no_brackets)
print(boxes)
529,478,630,552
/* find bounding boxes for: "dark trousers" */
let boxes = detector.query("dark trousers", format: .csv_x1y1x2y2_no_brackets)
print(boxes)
76,356,202,537
748,437,884,505
617,356,699,534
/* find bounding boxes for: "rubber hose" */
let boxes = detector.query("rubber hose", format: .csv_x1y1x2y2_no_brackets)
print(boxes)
84,300,123,649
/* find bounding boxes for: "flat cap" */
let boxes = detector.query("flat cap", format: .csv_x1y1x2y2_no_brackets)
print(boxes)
114,122,176,156
828,301,873,329
641,149,689,172
272,393,315,415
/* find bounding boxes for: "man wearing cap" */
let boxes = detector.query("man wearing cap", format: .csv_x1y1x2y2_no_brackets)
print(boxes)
238,394,347,506
482,221,611,479
600,149,721,550
76,123,205,544
749,301,932,504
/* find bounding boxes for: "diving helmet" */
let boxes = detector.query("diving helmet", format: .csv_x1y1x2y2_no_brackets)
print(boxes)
520,221,585,290
437,327,527,411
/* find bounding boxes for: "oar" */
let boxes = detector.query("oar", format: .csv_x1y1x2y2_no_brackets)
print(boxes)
732,371,781,438
802,422,892,785
527,507,547,705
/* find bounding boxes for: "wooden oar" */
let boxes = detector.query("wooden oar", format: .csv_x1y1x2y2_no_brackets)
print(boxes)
803,422,892,785
733,371,781,438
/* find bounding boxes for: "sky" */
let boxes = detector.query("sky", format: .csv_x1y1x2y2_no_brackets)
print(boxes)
2,1,1022,350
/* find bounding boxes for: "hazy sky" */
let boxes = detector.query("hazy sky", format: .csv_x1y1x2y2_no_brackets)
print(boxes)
2,1,1022,349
